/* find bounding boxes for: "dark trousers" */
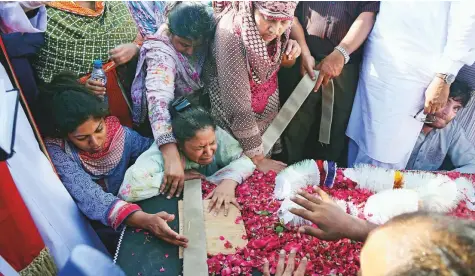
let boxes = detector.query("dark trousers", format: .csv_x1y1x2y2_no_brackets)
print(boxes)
277,57,360,167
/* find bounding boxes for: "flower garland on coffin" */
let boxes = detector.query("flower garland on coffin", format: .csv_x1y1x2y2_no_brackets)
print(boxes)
202,162,475,275
277,161,475,226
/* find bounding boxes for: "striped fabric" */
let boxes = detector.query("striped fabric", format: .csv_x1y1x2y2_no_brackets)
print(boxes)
295,1,380,49
455,64,475,145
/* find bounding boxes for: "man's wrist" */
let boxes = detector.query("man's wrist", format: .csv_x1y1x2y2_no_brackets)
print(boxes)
300,47,312,58
435,73,455,85
347,216,376,242
334,45,350,64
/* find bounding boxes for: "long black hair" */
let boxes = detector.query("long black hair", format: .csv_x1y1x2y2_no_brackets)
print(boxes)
36,72,109,138
169,96,216,145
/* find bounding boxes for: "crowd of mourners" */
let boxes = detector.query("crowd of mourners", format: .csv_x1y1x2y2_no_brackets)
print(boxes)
2,1,475,275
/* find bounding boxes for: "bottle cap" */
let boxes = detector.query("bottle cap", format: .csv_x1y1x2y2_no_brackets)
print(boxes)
93,60,103,68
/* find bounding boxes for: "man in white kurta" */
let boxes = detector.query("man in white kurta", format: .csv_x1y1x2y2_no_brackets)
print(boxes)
347,1,475,169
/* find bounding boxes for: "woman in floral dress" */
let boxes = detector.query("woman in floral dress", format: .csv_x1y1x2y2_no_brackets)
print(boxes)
130,2,215,199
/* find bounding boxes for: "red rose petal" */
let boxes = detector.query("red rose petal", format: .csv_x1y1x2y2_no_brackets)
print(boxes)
219,236,225,241
224,240,233,249
200,171,475,274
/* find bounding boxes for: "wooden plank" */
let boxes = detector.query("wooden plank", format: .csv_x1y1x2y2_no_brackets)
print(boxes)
179,200,248,258
182,179,208,276
203,200,248,255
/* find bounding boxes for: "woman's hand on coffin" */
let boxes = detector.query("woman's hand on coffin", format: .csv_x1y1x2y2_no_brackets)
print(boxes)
205,179,240,217
184,169,205,181
263,249,308,276
255,158,287,174
109,43,139,65
314,49,345,92
289,187,354,241
424,76,450,114
160,143,185,199
284,39,302,62
128,211,188,247
85,79,106,96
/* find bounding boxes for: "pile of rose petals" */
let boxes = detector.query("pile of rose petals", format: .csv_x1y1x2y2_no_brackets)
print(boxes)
202,169,475,276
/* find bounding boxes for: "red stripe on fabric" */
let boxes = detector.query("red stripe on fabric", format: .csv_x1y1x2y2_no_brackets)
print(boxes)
0,162,45,271
112,203,141,230
316,160,326,185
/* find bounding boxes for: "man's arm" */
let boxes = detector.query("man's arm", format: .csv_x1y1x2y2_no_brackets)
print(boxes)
425,2,475,114
435,1,475,77
290,17,311,57
289,187,378,242
338,12,376,56
290,17,317,80
346,216,378,242
314,11,377,90
447,122,475,174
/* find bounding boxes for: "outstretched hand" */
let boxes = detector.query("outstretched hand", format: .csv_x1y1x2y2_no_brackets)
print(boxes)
126,211,188,247
290,187,363,241
205,180,240,216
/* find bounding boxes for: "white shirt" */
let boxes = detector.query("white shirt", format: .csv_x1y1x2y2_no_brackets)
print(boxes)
347,1,475,165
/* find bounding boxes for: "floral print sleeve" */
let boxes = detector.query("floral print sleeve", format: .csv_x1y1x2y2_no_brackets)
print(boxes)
145,45,177,146
119,143,165,202
207,127,256,185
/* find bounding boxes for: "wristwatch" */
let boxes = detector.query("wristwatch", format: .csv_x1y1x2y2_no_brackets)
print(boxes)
436,73,455,85
334,45,350,64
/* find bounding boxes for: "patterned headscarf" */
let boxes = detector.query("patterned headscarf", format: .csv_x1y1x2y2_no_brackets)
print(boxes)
127,1,167,37
46,116,126,176
223,1,298,84
254,1,296,21
74,116,126,176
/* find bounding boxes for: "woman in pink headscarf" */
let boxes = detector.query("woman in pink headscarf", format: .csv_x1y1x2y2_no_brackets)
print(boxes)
203,1,300,173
